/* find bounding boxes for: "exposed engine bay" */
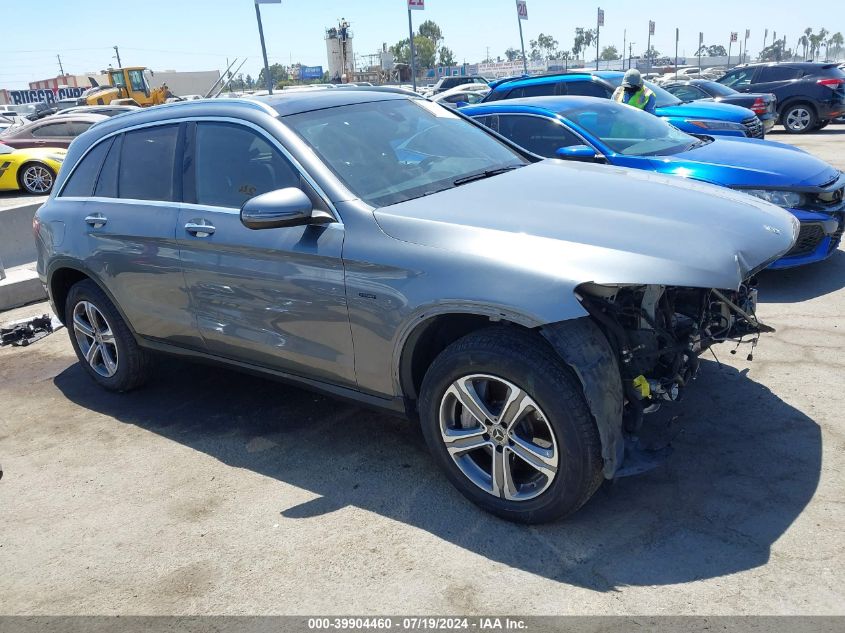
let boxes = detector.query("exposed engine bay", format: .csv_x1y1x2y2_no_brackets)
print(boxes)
576,281,772,436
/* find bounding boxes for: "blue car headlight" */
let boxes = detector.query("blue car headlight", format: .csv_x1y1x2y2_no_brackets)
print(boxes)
742,189,805,208
685,119,748,132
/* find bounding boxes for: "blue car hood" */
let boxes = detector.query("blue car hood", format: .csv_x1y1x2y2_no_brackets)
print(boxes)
656,100,753,122
646,137,840,188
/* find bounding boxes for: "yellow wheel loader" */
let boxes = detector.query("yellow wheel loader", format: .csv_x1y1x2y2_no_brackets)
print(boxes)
80,67,172,107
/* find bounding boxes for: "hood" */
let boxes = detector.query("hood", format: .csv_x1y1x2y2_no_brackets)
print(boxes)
646,137,840,188
656,100,755,122
374,161,798,291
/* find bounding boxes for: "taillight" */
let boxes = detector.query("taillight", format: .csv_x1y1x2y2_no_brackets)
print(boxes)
751,97,767,115
817,78,844,88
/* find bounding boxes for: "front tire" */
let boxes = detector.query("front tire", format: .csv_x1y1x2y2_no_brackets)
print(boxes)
418,327,603,524
65,280,153,392
18,163,56,195
781,103,817,134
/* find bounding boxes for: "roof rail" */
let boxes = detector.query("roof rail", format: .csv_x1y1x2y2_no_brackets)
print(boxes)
145,97,278,117
489,70,596,90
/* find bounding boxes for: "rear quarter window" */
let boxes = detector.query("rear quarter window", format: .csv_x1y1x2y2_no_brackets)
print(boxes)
60,138,113,197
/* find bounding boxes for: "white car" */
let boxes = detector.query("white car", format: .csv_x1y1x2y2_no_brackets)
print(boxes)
432,82,490,102
432,90,488,107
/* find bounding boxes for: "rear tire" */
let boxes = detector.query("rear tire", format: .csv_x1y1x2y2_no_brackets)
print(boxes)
65,279,153,392
781,103,817,134
418,326,603,524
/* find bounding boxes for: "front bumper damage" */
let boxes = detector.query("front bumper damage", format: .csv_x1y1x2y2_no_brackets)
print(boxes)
543,282,773,480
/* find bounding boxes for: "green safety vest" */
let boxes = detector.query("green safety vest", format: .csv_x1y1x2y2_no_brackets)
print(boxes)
612,86,654,110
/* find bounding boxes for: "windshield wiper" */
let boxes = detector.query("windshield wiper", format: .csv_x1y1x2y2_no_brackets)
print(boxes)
453,165,521,187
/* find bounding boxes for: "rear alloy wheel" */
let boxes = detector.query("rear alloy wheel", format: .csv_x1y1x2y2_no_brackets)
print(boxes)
72,301,119,378
418,327,604,523
65,279,153,392
19,163,55,194
782,104,817,134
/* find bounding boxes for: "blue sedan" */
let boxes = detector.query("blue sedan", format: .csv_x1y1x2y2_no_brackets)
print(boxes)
462,96,844,269
482,71,764,138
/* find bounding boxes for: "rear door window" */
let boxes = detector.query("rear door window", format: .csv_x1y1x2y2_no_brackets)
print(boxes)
31,121,70,138
60,138,113,197
193,122,300,208
564,80,612,98
95,135,121,198
506,83,557,98
759,66,802,82
118,124,180,201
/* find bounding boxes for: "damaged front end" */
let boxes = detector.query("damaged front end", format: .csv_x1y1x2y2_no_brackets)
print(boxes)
568,281,771,478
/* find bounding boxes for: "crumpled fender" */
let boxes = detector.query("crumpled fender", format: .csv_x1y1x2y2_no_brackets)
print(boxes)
541,317,624,478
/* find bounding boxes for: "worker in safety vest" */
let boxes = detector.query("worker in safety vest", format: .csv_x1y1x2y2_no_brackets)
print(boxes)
611,69,657,115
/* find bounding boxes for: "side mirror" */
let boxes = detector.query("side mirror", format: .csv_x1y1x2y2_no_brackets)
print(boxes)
240,187,333,230
455,101,469,108
555,145,598,162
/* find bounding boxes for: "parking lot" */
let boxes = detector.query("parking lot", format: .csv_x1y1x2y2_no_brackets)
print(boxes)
1,130,844,616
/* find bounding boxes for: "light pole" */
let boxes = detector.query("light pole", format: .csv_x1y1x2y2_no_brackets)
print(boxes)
407,9,417,91
622,29,626,70
698,32,703,75
646,20,654,75
254,0,280,95
596,8,604,71
674,28,679,78
516,0,528,75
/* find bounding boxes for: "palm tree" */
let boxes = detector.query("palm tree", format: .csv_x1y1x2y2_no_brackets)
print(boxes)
831,32,844,60
798,35,809,60
803,27,813,59
816,28,829,59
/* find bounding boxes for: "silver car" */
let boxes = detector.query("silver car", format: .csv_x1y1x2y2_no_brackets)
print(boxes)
34,91,797,523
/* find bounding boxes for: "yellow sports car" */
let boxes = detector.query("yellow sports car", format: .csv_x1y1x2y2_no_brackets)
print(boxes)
0,143,66,195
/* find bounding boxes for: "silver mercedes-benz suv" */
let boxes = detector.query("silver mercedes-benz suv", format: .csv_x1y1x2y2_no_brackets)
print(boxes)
34,91,796,522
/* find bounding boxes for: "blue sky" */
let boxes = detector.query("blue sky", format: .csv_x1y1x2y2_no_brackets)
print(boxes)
1,0,842,86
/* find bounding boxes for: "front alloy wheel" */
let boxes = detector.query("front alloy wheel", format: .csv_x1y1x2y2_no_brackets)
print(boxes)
72,300,119,377
20,164,55,194
418,326,604,523
439,374,558,501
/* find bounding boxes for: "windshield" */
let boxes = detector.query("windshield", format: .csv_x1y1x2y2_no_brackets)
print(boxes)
564,101,697,156
700,81,737,97
285,98,527,207
601,75,682,107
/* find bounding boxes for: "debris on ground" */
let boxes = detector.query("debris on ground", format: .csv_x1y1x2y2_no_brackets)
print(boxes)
0,313,62,347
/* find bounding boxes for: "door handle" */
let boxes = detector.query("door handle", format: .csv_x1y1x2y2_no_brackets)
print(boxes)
185,221,216,237
84,213,107,228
